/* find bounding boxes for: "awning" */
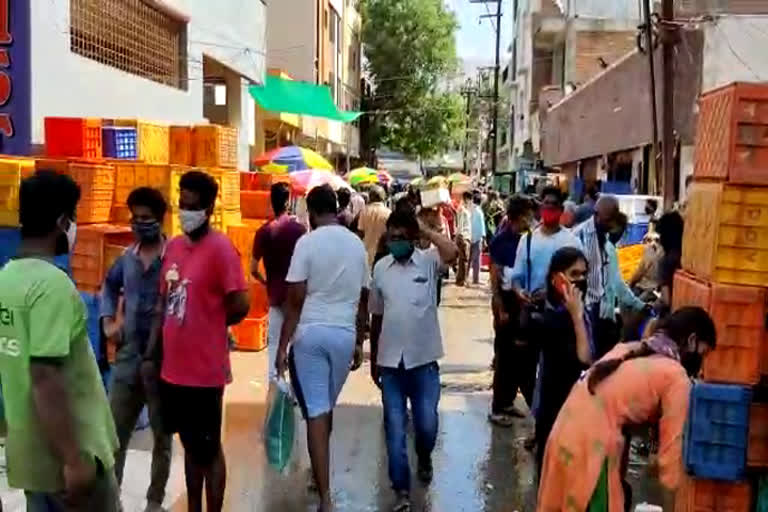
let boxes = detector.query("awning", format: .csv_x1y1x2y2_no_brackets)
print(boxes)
249,76,362,123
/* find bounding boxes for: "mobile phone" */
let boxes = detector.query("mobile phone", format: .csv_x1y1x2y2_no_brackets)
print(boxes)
553,272,569,296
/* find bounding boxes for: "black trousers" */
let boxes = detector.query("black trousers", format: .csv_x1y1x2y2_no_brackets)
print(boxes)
591,305,622,360
492,320,538,414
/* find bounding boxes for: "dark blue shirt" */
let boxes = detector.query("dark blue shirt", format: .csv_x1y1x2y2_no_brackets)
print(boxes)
488,226,521,269
100,243,163,383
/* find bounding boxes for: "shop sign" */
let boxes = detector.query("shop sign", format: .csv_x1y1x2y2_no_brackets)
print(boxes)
0,0,30,155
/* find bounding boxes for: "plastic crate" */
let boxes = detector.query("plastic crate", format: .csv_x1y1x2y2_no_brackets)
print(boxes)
749,403,768,468
102,127,137,160
241,190,273,219
71,224,133,293
113,120,169,164
110,204,132,225
169,126,192,165
675,475,752,512
44,117,102,159
0,159,37,226
241,172,291,191
192,125,238,168
220,170,241,209
619,222,649,247
685,382,752,481
672,271,767,385
231,315,268,352
683,181,768,286
695,82,768,185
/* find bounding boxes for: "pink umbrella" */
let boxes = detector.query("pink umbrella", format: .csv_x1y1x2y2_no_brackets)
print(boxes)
290,170,350,196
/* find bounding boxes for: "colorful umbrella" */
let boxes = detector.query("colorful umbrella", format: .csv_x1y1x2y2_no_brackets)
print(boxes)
254,146,334,172
348,167,379,186
290,170,350,196
261,163,290,174
377,170,393,186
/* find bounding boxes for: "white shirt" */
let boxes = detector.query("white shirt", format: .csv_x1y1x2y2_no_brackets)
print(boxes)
456,204,471,239
286,225,370,329
369,247,444,369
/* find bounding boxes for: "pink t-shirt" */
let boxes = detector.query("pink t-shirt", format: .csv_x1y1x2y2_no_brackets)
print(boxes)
160,231,247,387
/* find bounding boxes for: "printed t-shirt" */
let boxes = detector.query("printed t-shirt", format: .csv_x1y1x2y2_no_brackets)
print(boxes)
0,258,118,492
161,231,247,387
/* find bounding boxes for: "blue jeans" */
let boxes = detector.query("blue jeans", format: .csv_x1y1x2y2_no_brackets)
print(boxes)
380,362,441,492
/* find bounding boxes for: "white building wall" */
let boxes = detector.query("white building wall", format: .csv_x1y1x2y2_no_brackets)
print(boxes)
702,16,768,91
30,0,266,170
266,0,317,83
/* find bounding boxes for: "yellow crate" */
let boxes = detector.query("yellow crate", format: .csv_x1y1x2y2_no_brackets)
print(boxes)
221,209,242,231
0,158,34,187
220,169,241,209
0,209,18,227
115,120,169,164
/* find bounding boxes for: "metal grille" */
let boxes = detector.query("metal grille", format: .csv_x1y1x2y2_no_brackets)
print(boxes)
70,0,187,89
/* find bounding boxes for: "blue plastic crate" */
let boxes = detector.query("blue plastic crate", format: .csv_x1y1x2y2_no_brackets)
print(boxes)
79,291,102,361
0,227,70,273
685,382,752,481
619,223,649,247
102,126,137,159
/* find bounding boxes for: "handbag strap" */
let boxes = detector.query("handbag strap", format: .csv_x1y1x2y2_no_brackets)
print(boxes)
526,230,533,291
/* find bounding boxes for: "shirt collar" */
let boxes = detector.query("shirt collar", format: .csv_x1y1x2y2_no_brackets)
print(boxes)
131,235,167,259
386,247,423,268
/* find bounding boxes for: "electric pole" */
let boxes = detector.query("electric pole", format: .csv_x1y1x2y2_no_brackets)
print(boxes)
472,0,502,177
461,80,475,173
642,0,660,196
661,0,677,209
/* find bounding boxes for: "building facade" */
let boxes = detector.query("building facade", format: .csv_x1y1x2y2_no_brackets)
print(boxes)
20,0,266,169
265,0,362,164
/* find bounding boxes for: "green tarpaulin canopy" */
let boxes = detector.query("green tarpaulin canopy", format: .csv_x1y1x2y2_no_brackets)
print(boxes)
249,75,362,123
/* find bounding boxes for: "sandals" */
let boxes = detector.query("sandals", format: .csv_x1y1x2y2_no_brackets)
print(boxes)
488,413,515,427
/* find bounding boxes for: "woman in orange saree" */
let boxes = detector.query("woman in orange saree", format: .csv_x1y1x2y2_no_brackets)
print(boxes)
536,307,716,512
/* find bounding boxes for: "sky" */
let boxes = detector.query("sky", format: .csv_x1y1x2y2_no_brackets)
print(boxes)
446,0,513,78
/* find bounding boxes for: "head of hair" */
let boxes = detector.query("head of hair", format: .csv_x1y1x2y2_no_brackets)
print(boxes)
394,195,416,215
656,211,684,252
462,191,473,202
20,170,81,238
587,306,716,394
368,185,386,203
306,184,338,216
386,209,420,239
179,170,218,209
336,187,352,210
127,187,167,221
270,182,291,215
488,190,499,200
506,195,534,221
546,247,588,301
540,185,564,206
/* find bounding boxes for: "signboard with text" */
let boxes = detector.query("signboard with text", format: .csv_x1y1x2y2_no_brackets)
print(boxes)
0,0,30,155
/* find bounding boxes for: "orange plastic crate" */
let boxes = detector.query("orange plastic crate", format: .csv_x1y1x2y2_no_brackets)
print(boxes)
110,204,132,224
675,476,751,512
169,126,192,165
672,270,767,385
34,158,69,175
71,224,133,292
44,117,102,159
695,82,768,185
231,315,268,352
240,190,273,219
192,125,238,168
241,172,291,191
748,403,768,468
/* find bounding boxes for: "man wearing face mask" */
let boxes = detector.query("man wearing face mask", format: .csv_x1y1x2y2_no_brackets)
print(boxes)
101,187,171,512
146,171,250,512
369,209,458,511
0,171,120,510
573,197,648,359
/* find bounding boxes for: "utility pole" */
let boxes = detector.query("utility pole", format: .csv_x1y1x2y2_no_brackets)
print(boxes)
461,79,475,173
472,0,502,177
642,0,660,196
661,0,677,209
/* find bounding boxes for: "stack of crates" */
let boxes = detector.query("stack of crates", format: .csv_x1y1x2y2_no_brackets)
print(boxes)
169,124,238,168
673,82,768,511
70,224,133,294
0,157,35,227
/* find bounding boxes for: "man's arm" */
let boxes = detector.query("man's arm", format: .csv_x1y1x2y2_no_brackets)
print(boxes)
370,314,383,387
609,244,646,311
143,294,165,361
276,282,307,376
100,256,124,339
420,225,458,264
225,291,250,326
250,257,266,285
352,287,369,371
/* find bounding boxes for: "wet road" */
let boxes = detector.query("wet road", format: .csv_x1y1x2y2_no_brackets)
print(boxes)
0,281,662,511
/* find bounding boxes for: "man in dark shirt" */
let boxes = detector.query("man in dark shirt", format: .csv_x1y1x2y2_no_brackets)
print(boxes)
101,187,171,512
488,195,534,426
251,182,307,382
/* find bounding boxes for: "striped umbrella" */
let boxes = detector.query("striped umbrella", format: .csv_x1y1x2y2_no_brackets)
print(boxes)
254,146,334,172
377,169,393,186
290,170,350,196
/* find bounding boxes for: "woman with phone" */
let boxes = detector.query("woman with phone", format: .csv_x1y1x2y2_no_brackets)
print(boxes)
534,247,594,476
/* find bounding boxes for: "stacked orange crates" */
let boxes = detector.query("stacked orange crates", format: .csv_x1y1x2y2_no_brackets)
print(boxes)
70,224,133,294
674,82,768,510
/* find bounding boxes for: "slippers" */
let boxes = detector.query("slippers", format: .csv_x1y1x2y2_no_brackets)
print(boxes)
488,413,515,427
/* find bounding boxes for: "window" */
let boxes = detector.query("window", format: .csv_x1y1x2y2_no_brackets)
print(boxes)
70,0,187,89
214,84,227,106
329,73,335,105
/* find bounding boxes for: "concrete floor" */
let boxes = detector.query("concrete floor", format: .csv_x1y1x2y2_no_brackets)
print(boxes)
0,282,656,511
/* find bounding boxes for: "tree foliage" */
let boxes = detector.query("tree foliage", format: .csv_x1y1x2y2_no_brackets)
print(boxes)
361,0,464,160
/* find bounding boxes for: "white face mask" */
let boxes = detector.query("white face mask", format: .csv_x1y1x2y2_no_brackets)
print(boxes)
66,221,77,252
179,209,208,234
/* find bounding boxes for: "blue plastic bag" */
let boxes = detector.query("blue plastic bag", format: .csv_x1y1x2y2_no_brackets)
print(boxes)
264,378,296,473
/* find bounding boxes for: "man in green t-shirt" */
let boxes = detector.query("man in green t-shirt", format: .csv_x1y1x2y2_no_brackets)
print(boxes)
0,171,119,511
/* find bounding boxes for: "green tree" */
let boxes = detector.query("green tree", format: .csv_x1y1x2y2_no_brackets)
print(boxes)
361,0,464,160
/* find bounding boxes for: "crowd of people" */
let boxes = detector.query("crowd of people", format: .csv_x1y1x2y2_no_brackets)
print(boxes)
0,167,712,512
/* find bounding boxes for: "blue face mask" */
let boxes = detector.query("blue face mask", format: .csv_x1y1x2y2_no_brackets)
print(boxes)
387,239,415,262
